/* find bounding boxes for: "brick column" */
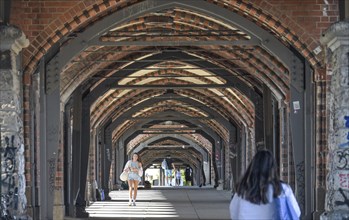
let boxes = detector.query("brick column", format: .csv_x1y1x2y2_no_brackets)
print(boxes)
320,21,349,218
0,25,29,219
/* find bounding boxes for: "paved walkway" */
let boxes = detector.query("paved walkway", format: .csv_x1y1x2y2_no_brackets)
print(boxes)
85,187,232,220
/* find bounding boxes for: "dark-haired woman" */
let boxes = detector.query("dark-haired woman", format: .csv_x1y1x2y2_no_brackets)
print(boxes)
229,150,300,219
123,153,143,206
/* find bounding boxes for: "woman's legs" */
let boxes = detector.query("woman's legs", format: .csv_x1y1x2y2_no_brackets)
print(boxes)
127,180,133,205
133,180,139,205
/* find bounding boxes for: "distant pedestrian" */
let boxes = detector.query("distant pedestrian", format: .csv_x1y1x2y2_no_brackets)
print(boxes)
161,158,168,186
123,153,143,206
229,150,300,219
175,168,181,186
185,165,192,186
164,155,175,186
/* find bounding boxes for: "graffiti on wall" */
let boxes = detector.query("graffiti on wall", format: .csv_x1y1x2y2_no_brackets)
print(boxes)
339,116,349,148
1,135,18,219
331,117,349,211
334,188,349,207
336,149,349,170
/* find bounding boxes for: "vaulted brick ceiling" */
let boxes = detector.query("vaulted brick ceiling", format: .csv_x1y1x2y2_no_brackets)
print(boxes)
59,6,290,164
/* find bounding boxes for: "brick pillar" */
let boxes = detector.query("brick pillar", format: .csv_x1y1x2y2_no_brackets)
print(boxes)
320,21,349,218
0,25,29,219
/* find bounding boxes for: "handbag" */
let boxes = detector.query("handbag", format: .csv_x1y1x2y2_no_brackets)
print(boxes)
120,171,128,181
275,193,299,220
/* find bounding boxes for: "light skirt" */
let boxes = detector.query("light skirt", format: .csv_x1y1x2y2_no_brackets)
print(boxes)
128,172,141,181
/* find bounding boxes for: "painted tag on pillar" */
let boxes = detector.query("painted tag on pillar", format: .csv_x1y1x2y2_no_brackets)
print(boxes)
339,116,349,148
334,171,349,190
335,148,349,170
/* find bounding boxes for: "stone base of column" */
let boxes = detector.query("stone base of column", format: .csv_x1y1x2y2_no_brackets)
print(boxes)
320,210,349,220
53,205,65,220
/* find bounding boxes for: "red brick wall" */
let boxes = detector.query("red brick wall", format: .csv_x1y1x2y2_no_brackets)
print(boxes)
10,0,339,79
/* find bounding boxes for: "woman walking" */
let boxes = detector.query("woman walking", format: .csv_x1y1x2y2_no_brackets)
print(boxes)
123,153,143,206
229,150,300,219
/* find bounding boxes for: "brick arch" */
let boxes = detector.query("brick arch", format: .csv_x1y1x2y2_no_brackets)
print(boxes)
92,85,252,137
210,0,328,67
17,0,332,80
113,104,230,144
20,0,142,77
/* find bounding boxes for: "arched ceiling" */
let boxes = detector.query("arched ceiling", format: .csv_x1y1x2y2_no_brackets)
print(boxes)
59,2,293,165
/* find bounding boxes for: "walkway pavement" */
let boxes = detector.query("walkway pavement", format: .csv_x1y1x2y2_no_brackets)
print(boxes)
85,187,232,220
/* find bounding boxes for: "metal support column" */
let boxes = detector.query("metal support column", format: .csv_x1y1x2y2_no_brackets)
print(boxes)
40,57,60,219
74,97,91,217
71,87,82,217
305,62,315,219
102,126,112,200
63,100,73,216
289,53,311,218
263,84,274,152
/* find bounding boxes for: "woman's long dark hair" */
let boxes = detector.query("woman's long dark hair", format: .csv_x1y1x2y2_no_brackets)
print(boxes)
132,152,142,163
236,150,282,204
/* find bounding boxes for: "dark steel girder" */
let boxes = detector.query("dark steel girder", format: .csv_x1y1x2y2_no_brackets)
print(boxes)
52,0,296,75
118,111,220,153
85,51,260,106
149,136,189,145
109,84,233,89
124,116,213,120
137,127,201,131
91,39,260,47
137,136,206,160
105,93,234,132
142,150,200,170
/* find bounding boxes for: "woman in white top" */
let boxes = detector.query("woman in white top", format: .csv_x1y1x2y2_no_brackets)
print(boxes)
229,150,301,220
123,153,143,206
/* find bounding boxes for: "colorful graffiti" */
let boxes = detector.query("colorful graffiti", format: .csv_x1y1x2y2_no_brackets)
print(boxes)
332,115,349,208
1,135,17,219
339,173,349,189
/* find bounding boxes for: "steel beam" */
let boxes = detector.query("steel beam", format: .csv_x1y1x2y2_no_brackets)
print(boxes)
106,93,233,131
289,53,306,216
125,116,213,120
263,84,273,151
109,84,232,89
305,61,315,219
75,97,91,217
84,48,254,54
63,101,73,217
71,87,83,217
102,127,112,200
73,58,243,63
134,134,208,162
137,127,201,131
91,39,260,47
40,59,60,220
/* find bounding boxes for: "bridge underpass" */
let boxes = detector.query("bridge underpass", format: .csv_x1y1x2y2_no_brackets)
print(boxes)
1,1,348,220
